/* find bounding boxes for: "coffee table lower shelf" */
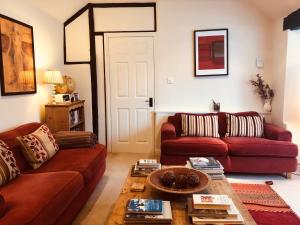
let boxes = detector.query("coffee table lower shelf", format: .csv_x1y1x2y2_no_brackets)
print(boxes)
106,171,257,225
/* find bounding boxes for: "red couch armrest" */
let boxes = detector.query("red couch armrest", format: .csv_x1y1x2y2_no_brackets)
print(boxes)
161,122,176,141
264,123,292,142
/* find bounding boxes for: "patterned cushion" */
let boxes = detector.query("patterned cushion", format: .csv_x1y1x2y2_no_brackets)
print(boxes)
181,114,219,137
226,114,264,137
0,140,20,186
17,124,59,169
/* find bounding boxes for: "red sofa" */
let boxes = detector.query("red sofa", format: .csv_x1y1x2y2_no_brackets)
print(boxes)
0,123,107,225
161,112,298,174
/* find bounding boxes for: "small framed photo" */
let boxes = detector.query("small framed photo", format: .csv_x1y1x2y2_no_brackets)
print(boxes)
194,29,228,77
74,93,79,101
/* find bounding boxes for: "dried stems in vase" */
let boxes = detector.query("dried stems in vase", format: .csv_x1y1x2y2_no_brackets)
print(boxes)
250,74,274,100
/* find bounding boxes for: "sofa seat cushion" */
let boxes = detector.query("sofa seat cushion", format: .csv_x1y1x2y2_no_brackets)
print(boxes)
0,171,84,225
161,137,228,156
26,144,107,183
222,137,298,157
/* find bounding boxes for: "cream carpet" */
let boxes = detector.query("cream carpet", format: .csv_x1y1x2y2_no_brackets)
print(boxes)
72,153,300,225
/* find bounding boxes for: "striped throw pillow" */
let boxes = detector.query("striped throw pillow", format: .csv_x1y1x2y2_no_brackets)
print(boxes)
181,114,219,137
226,114,264,137
17,124,59,169
0,140,20,187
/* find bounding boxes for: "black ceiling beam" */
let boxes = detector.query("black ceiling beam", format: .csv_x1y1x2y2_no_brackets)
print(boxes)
283,8,300,30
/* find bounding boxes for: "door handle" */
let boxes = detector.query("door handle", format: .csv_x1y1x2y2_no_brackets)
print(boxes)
145,98,153,107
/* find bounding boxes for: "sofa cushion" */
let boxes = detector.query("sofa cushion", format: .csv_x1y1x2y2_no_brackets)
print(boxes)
17,124,59,169
171,113,218,137
161,137,228,156
218,112,260,137
54,131,98,149
181,114,219,137
0,123,41,172
0,171,84,225
226,114,264,137
0,140,20,186
25,144,107,184
222,137,298,157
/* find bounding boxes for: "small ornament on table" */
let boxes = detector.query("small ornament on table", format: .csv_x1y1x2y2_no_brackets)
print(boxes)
212,100,220,112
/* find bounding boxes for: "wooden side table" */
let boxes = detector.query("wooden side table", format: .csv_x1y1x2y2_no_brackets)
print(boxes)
45,100,85,133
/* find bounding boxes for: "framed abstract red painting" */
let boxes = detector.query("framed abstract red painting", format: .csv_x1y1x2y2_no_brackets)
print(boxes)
194,29,228,76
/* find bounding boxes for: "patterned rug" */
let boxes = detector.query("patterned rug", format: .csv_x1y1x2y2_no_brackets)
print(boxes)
231,183,300,225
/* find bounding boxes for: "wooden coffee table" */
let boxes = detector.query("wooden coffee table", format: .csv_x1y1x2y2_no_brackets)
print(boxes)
107,169,257,225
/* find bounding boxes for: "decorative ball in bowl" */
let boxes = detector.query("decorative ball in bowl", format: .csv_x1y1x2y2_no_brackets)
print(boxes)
147,167,210,194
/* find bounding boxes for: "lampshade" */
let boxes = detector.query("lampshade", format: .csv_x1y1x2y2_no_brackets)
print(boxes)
44,70,63,84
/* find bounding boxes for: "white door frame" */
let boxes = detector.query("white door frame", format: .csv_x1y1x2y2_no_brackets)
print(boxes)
104,32,156,153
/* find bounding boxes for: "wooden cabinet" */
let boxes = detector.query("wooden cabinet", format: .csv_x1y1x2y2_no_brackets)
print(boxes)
45,100,85,133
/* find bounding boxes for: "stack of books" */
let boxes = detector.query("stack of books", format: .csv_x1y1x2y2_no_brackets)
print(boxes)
124,199,173,224
131,159,161,177
186,157,225,180
188,194,244,225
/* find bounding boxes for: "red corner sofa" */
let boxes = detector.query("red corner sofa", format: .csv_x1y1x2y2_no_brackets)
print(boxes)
161,112,298,174
0,123,107,225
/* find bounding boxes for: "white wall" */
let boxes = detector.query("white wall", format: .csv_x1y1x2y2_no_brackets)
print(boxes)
283,30,300,157
270,19,288,127
65,10,90,62
0,0,64,132
284,30,300,124
64,65,93,133
155,0,273,113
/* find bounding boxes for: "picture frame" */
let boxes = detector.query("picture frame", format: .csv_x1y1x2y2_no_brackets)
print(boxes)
194,29,228,77
0,14,36,95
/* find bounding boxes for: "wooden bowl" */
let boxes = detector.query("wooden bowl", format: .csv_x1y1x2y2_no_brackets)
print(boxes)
147,167,211,194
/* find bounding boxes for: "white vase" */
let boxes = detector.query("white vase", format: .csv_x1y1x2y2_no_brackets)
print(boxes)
263,99,272,112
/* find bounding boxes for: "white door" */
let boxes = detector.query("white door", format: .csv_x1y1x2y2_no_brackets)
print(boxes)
107,36,155,153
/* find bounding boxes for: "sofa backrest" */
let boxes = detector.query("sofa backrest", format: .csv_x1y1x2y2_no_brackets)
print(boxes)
0,122,41,171
168,111,260,137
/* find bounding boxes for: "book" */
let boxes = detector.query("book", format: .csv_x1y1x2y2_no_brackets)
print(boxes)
136,163,161,169
126,199,163,214
191,211,244,224
187,198,228,218
131,164,161,177
186,161,224,180
226,198,240,218
138,159,157,166
189,157,221,169
130,182,145,192
186,161,224,174
124,201,172,223
193,195,231,210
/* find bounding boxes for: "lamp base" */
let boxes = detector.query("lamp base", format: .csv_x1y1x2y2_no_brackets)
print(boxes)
51,84,57,104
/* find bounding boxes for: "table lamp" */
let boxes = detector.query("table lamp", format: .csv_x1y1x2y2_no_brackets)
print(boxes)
44,70,63,104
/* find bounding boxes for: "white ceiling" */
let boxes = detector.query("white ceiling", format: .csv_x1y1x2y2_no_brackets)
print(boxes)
248,0,300,19
29,0,300,23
